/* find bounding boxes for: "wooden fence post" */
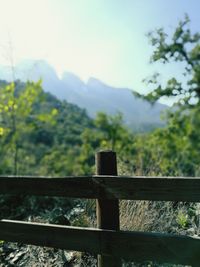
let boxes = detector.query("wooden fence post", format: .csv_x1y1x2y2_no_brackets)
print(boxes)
96,150,121,267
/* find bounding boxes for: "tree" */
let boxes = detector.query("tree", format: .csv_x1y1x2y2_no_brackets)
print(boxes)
133,15,200,176
140,14,200,108
78,112,137,174
94,112,127,150
0,80,57,175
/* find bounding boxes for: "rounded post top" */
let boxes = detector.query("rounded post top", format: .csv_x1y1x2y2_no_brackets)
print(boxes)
96,150,116,155
95,150,117,175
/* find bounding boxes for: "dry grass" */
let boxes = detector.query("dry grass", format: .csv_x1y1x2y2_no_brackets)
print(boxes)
118,158,199,266
120,200,153,232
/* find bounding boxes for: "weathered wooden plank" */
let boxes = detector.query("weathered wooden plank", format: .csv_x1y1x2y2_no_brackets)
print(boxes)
93,175,200,202
0,220,200,265
1,175,200,202
0,220,100,254
0,176,96,198
110,229,200,265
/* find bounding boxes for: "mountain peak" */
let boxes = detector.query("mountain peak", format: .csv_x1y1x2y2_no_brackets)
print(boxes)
62,71,83,83
62,72,85,90
87,77,107,87
14,59,59,82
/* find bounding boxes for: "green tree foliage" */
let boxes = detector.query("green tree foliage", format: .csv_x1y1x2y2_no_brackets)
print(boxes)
134,15,200,176
0,80,44,174
36,97,93,176
0,80,93,176
94,112,127,150
143,14,200,107
79,112,136,174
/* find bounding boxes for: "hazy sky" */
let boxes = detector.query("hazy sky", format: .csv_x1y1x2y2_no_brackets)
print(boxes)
0,0,199,96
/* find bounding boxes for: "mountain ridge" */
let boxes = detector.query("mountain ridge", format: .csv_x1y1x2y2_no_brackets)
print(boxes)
0,59,167,131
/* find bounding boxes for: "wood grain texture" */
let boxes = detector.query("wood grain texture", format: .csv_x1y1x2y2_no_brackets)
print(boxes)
1,220,200,265
1,175,200,202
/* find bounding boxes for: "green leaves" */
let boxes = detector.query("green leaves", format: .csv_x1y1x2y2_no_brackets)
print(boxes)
143,14,200,107
0,127,4,136
94,112,129,151
176,212,189,229
36,108,58,125
0,80,58,175
129,15,200,176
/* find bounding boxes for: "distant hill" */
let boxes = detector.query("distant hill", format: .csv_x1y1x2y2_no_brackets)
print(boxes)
0,59,168,131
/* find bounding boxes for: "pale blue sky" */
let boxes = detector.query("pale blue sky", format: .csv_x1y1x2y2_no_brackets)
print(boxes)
0,0,199,100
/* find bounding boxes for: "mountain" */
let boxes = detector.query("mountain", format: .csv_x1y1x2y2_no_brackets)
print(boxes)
0,59,167,131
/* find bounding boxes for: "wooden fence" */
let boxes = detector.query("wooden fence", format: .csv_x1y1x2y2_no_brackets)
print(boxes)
1,151,200,266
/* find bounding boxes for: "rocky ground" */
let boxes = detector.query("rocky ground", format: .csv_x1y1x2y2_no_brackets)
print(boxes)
0,242,97,267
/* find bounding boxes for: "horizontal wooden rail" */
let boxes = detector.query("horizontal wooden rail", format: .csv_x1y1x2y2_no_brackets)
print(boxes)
0,220,200,265
0,176,96,198
1,175,200,201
